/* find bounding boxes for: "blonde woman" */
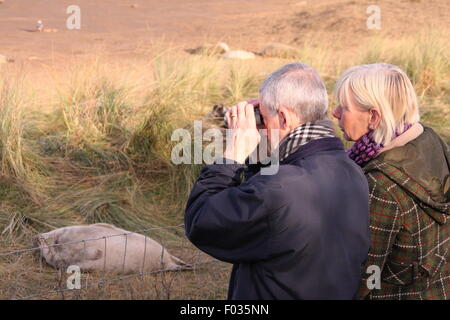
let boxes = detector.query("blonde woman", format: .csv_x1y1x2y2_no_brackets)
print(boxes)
333,63,449,300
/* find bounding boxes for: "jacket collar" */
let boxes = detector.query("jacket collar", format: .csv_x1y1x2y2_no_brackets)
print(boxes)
281,137,345,165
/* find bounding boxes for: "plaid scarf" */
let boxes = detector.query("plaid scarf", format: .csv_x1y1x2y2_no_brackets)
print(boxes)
277,120,335,161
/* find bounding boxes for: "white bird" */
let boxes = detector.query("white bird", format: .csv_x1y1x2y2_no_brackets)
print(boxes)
36,20,44,32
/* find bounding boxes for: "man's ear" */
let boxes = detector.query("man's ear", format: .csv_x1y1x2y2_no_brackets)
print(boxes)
279,106,302,130
278,107,289,130
369,108,382,130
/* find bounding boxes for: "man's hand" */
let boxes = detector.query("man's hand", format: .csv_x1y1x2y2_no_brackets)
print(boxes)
224,101,261,164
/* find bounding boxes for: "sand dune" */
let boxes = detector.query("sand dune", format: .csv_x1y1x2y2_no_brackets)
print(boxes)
0,0,448,64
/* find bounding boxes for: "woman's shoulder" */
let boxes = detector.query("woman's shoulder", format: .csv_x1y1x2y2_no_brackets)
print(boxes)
365,125,449,202
363,155,449,223
375,125,448,165
363,162,405,203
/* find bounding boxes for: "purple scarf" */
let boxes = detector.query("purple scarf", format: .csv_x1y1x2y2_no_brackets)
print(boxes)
348,124,412,167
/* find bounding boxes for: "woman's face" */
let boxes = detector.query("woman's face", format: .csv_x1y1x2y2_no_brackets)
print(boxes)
332,94,371,142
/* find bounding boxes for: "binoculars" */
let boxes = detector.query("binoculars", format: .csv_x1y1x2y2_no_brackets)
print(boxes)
223,106,264,128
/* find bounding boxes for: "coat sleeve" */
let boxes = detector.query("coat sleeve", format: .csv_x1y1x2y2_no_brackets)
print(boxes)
357,173,402,299
184,160,281,263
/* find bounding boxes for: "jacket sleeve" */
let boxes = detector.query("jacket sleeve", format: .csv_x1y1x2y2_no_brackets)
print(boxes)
184,159,279,263
357,173,402,299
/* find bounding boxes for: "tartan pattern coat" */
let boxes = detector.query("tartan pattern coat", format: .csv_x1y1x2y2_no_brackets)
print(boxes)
357,127,449,300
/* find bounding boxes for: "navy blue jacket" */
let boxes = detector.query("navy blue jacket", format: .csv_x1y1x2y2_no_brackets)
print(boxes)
185,137,370,299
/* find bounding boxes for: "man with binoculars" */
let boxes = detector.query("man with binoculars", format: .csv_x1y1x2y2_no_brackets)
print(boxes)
184,62,370,300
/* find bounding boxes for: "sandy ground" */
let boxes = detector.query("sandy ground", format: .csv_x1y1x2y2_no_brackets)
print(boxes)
0,0,449,65
0,0,303,62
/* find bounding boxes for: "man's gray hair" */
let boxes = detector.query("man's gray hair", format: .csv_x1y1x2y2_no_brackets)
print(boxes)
259,62,328,122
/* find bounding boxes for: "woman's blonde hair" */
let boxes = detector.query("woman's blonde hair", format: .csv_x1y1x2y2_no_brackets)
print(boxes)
334,63,420,146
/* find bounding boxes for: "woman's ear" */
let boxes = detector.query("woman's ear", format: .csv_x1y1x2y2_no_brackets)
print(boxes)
369,108,382,130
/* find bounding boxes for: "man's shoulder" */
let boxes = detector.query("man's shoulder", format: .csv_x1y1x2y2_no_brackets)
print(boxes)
247,163,316,186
